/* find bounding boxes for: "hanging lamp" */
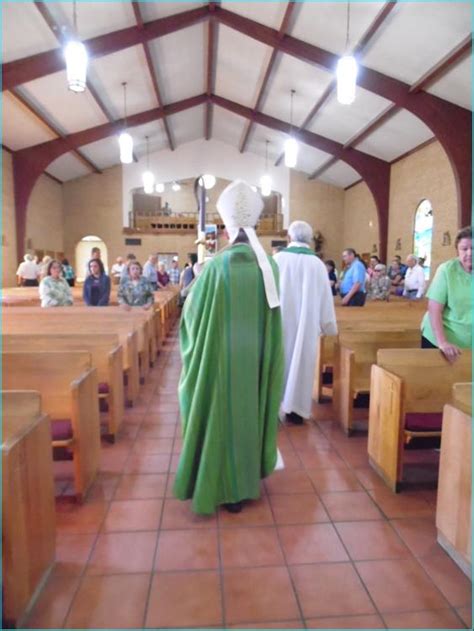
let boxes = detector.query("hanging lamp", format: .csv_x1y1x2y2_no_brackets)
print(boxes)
142,136,155,194
172,181,181,192
118,82,134,164
336,3,358,105
260,140,272,197
284,90,298,168
64,0,88,93
155,182,165,193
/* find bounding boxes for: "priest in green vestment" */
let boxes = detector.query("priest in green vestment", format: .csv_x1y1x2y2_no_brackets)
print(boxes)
173,180,284,515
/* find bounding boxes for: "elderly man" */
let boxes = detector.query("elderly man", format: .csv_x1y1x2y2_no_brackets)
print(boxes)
143,254,159,290
174,180,283,515
339,248,367,306
403,254,426,299
16,253,39,286
274,221,337,424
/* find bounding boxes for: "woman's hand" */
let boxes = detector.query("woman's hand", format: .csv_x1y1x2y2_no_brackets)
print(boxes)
439,342,462,363
121,303,131,312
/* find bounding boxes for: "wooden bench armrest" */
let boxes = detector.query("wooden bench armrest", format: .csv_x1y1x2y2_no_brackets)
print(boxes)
107,345,125,438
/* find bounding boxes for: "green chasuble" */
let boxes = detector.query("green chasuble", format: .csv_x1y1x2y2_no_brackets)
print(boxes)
174,243,284,515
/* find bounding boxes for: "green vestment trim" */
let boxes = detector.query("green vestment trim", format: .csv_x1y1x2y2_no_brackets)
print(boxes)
284,246,317,256
173,244,284,514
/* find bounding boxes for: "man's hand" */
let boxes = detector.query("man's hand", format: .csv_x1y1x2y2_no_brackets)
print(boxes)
341,295,350,306
439,342,462,364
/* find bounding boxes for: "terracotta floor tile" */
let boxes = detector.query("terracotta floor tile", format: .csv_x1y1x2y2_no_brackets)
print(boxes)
219,496,274,527
155,529,219,570
269,493,329,525
305,614,384,628
161,498,217,529
264,469,315,494
54,533,96,576
223,566,299,624
298,448,347,470
390,517,441,557
228,621,304,628
85,473,121,502
368,487,434,519
278,523,349,565
25,576,80,629
291,563,375,619
169,452,181,472
102,499,162,532
132,437,174,454
220,526,284,568
321,491,383,521
335,521,411,561
352,467,389,491
56,501,108,535
355,558,450,613
124,453,171,474
138,422,176,438
145,571,222,628
278,449,304,470
114,473,168,500
417,551,472,607
86,531,157,575
456,605,472,627
307,467,363,492
64,573,149,629
143,412,178,425
99,449,130,474
382,608,466,629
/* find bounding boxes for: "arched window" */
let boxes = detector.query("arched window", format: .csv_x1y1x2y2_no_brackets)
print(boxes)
413,199,433,279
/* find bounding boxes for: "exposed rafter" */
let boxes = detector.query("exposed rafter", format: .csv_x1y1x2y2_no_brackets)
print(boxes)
239,1,297,153
308,157,338,181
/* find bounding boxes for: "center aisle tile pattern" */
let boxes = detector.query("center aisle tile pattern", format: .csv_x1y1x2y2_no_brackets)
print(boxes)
26,327,472,630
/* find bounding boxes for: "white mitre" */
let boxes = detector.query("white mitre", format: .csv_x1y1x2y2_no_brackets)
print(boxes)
217,180,279,309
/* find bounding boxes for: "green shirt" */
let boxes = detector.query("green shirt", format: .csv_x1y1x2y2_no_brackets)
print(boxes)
421,258,472,348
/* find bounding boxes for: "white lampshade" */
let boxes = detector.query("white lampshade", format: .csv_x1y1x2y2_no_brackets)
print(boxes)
118,132,133,164
201,174,216,190
336,55,358,105
260,174,272,197
64,40,88,93
172,182,181,192
155,182,165,193
284,137,298,168
142,170,155,195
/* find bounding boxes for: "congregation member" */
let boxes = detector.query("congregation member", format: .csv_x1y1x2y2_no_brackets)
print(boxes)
168,258,180,285
421,226,472,362
325,259,338,296
275,221,337,425
83,259,111,306
61,258,75,287
120,253,137,280
389,258,405,295
16,253,39,286
402,254,426,299
367,254,381,278
118,261,154,311
84,246,102,277
38,255,52,280
339,248,367,306
110,256,125,283
367,263,391,301
143,254,159,290
157,262,170,287
174,181,283,515
39,259,73,307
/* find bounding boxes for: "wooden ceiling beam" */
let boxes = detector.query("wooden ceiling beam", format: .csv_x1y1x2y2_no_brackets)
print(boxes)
205,12,217,140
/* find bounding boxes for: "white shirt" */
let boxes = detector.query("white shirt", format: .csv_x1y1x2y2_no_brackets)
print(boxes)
403,264,425,298
111,263,125,277
16,260,38,280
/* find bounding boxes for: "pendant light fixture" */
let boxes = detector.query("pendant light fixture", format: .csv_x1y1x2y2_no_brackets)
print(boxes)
260,140,272,197
336,3,358,105
284,90,298,168
118,82,134,164
172,181,181,192
142,136,155,194
155,183,165,193
200,174,216,190
64,0,88,93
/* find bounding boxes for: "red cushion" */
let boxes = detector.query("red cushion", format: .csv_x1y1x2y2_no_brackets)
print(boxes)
51,419,73,441
98,382,109,394
405,412,443,433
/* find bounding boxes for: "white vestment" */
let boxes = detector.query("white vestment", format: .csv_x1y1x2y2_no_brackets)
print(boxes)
274,242,338,418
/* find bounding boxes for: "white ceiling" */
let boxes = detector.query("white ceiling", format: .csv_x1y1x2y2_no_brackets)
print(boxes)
2,1,472,188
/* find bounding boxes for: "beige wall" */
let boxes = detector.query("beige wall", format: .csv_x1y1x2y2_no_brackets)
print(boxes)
2,150,17,286
388,140,459,275
26,172,63,254
343,181,379,257
289,170,345,263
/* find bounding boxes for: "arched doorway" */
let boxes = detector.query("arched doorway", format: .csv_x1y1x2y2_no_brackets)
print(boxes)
75,235,109,281
413,199,433,280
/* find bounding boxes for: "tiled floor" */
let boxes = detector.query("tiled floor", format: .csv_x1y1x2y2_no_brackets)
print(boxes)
25,328,472,629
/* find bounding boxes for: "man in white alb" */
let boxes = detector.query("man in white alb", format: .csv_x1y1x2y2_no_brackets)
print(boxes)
274,221,338,424
403,254,425,299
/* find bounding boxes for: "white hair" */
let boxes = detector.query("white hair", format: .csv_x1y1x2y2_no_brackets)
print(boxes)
288,220,314,245
407,254,417,262
24,253,33,262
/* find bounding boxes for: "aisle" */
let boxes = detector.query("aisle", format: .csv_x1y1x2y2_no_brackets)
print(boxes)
26,328,471,629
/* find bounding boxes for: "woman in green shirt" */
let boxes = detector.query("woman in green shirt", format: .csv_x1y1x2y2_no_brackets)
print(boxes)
421,226,472,362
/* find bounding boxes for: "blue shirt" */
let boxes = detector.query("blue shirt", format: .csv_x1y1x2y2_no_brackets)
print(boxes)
340,259,367,295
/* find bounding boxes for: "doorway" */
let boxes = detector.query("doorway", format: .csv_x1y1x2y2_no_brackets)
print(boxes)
75,236,109,281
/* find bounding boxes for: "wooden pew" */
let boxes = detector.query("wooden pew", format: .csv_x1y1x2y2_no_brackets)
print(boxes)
333,329,421,435
368,349,471,492
436,383,472,578
2,391,56,628
2,351,101,501
2,334,124,440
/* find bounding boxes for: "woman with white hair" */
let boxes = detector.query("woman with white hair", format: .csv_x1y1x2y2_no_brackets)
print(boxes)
274,220,337,424
16,253,39,286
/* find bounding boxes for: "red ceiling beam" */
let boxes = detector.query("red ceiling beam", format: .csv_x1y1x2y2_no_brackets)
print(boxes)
3,4,210,91
240,1,297,153
205,14,217,140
